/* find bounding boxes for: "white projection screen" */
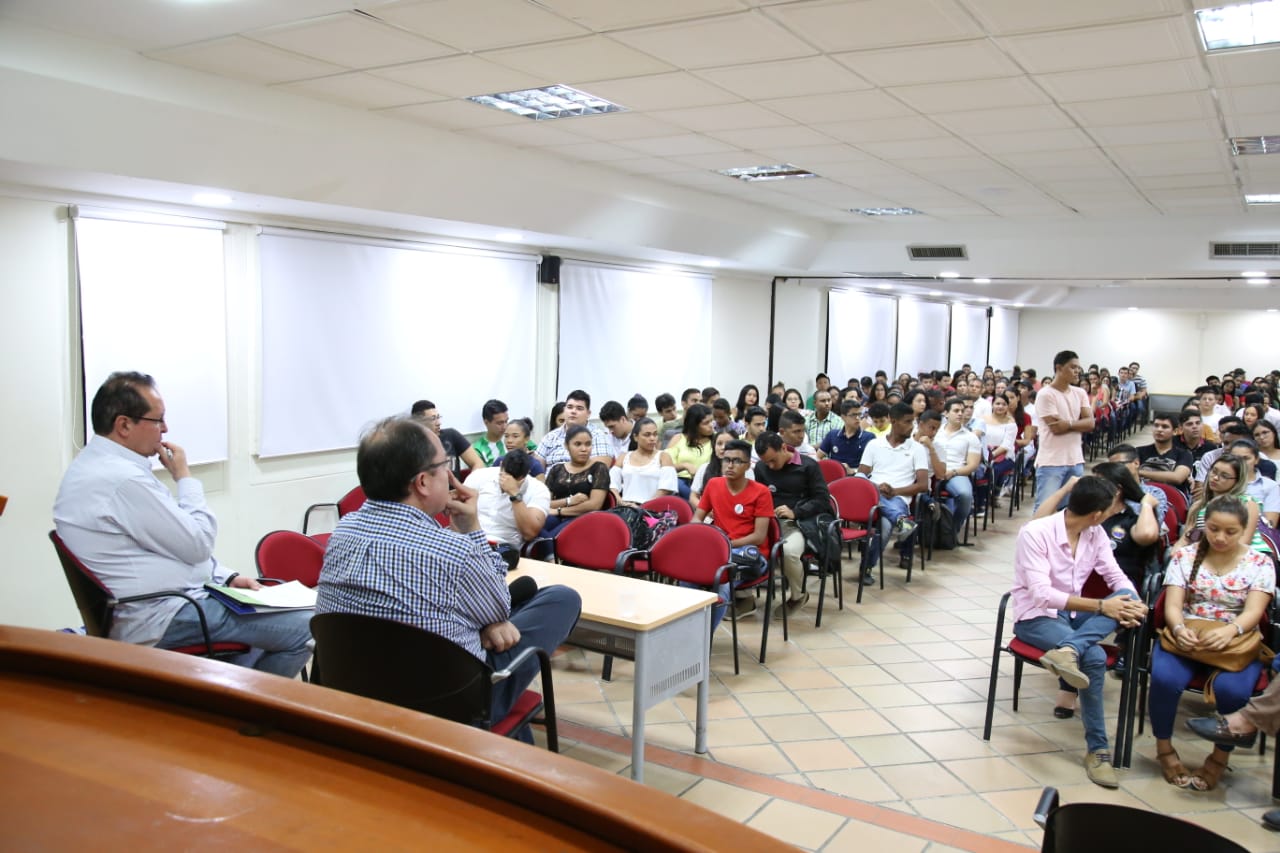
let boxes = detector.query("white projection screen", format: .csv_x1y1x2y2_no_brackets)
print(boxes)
949,304,990,372
557,261,712,404
258,230,538,457
827,289,898,381
895,298,951,377
74,210,229,464
988,305,1020,371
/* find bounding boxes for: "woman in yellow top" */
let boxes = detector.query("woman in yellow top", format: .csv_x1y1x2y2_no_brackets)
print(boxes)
666,403,714,502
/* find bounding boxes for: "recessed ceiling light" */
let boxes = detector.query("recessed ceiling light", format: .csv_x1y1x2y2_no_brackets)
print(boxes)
467,85,625,120
1196,1,1280,51
1127,306,1139,311
972,277,991,284
700,259,722,268
1246,277,1272,284
1269,308,1279,313
928,290,942,296
1243,270,1268,277
938,271,960,279
718,164,817,182
976,296,990,303
876,283,892,290
852,207,922,216
1013,303,1025,308
495,231,523,242
193,192,232,206
1246,193,1280,204
1231,136,1280,155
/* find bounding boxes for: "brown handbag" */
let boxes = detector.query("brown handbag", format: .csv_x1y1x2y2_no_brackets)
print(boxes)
1157,618,1272,672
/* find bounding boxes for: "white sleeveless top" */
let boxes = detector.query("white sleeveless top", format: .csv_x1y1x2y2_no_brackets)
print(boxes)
610,451,679,502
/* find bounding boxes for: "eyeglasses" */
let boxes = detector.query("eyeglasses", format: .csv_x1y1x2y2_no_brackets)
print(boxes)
1208,469,1238,481
415,460,451,480
722,457,749,466
135,415,166,426
422,414,443,423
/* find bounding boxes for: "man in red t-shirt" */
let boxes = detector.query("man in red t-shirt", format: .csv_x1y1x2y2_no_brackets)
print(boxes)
695,439,774,620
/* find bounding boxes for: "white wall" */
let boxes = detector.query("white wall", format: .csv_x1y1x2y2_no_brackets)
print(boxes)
771,279,827,398
1017,308,1275,395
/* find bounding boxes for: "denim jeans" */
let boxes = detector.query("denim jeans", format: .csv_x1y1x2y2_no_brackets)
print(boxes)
1147,644,1261,749
159,595,314,678
1033,463,1084,512
1013,592,1130,753
867,494,912,568
941,475,973,534
488,585,582,742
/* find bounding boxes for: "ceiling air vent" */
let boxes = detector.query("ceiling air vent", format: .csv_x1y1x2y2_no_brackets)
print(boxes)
908,245,967,261
1210,242,1280,259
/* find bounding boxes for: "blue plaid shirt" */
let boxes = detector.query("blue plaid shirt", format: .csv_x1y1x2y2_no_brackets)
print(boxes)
316,499,510,661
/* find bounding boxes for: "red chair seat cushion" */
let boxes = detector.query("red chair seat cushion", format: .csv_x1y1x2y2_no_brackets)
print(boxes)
490,690,544,736
1007,638,1121,668
839,527,868,543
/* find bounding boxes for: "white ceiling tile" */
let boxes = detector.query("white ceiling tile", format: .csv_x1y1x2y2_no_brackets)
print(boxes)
1012,164,1126,182
610,12,818,69
1043,179,1141,196
713,126,839,150
766,0,983,52
382,98,526,129
542,141,643,162
1123,157,1233,176
245,11,455,69
609,157,690,174
371,54,543,98
889,77,1049,114
532,0,749,31
695,57,872,101
856,138,980,159
761,90,916,124
933,104,1076,136
1221,84,1280,117
1226,113,1280,137
833,39,1024,87
275,71,445,108
1088,119,1223,147
1239,157,1280,176
1034,58,1209,102
968,128,1097,154
583,72,740,111
811,116,948,143
818,161,918,180
615,134,741,156
146,36,346,84
998,148,1111,168
485,35,675,83
650,102,792,133
562,112,686,142
1063,91,1218,127
667,150,770,170
897,155,1008,175
1144,187,1241,202
997,18,1199,75
469,122,592,147
1109,140,1227,163
1135,172,1235,189
753,144,871,165
960,0,1184,35
1156,200,1243,214
930,170,1028,188
1208,49,1280,88
374,0,590,51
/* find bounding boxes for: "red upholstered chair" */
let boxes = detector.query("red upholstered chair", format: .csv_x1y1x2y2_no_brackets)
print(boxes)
302,485,367,546
529,511,635,573
644,524,740,673
828,477,881,604
255,530,326,588
1147,481,1188,527
309,612,557,751
49,530,251,660
641,495,693,525
818,458,845,485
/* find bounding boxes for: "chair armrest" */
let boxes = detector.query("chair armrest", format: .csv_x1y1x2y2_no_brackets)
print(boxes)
302,502,338,535
1032,786,1059,830
521,537,554,561
116,589,217,653
615,548,645,575
491,645,545,682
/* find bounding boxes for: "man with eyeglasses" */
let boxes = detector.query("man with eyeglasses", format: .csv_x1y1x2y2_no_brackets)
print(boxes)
693,439,773,621
317,415,581,741
410,399,484,473
53,372,312,678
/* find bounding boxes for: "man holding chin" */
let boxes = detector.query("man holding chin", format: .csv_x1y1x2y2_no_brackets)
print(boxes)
53,371,312,678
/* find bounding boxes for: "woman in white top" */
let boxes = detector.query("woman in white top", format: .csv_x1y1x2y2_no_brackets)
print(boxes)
610,417,678,506
982,394,1019,502
689,430,754,509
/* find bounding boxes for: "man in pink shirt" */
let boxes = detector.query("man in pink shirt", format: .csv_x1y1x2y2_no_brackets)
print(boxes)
1033,350,1095,511
1012,476,1147,788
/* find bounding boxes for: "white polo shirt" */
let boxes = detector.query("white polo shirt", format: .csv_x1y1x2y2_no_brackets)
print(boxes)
934,424,981,470
466,467,551,549
861,436,929,489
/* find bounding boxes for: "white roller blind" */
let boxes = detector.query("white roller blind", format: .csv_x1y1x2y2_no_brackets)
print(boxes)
988,306,1020,372
949,304,990,373
895,298,950,377
258,230,538,457
557,261,712,405
74,209,229,464
827,289,898,379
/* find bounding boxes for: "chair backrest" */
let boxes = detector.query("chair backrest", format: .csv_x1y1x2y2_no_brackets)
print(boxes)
337,486,367,517
1148,482,1188,524
818,458,845,485
828,476,879,524
553,511,633,571
647,524,730,587
1036,787,1247,853
1080,571,1113,601
641,495,693,525
255,530,326,587
48,531,114,637
310,612,491,727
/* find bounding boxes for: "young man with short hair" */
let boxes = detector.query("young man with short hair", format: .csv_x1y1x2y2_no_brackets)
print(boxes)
819,399,876,475
1174,410,1218,462
533,389,614,467
754,432,829,615
467,450,551,560
411,399,485,473
695,439,773,620
473,399,510,466
859,402,931,572
865,401,891,439
805,373,832,410
934,397,983,536
1136,412,1193,493
743,405,768,462
599,400,634,460
711,397,744,437
1033,350,1094,512
804,389,842,447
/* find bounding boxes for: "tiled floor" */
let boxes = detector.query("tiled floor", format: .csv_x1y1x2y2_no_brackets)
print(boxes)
539,450,1280,852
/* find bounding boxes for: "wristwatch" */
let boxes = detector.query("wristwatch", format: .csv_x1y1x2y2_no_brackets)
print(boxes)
509,494,522,503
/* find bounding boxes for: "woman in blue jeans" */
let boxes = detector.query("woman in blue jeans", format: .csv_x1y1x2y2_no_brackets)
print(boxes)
1149,496,1274,791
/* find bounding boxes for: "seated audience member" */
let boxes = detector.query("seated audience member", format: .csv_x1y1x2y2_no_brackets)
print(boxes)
1107,444,1169,522
1129,361,1149,421
769,380,787,399
1232,422,1277,481
1176,454,1270,555
733,384,761,422
667,404,715,500
701,386,720,406
1239,391,1280,431
54,372,311,678
694,439,773,623
542,425,611,535
547,401,566,434
783,387,806,413
598,400,634,460
980,392,1018,500
411,400,484,473
924,389,946,414
904,389,928,421
467,450,550,563
934,397,983,536
1011,476,1146,788
656,392,681,445
865,401,891,439
742,405,768,462
626,394,649,422
754,432,829,615
868,381,890,405
1194,386,1224,439
1253,419,1280,471
711,397,744,437
819,399,876,475
1192,419,1251,496
859,402,931,573
1175,410,1219,464
534,389,613,468
494,417,545,478
1137,412,1194,493
778,409,818,459
316,416,581,742
804,389,842,447
691,430,755,507
473,399,510,467
1227,440,1280,528
611,417,678,506
804,373,833,410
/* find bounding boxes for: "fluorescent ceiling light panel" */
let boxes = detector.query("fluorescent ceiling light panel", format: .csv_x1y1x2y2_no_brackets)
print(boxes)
852,207,922,216
467,85,625,120
717,164,818,182
1246,193,1280,204
1230,136,1280,155
1196,1,1280,50
938,271,960,279
1247,277,1272,284
972,277,991,284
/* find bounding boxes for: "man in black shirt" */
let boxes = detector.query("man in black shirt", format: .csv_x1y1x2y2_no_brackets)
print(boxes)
754,432,830,617
1173,410,1218,463
411,399,483,473
1136,412,1193,493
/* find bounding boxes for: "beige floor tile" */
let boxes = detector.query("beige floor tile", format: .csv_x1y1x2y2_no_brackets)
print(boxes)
558,742,631,774
1005,752,1098,788
847,733,934,766
862,611,923,629
722,671,787,693
736,690,811,717
704,716,770,748
944,756,1039,792
814,646,874,667
860,644,926,664
778,738,864,772
877,763,970,799
830,664,897,687
823,708,900,738
677,778,771,823
756,712,836,743
1186,808,1280,851
938,700,1012,730
910,793,1017,834
911,680,987,705
746,799,845,850
805,767,898,801
880,660,953,682
884,705,962,733
609,699,687,725
792,629,853,650
794,687,868,712
909,641,981,661
984,725,1062,756
712,743,796,775
853,683,929,708
910,730,998,761
634,721,696,751
774,667,844,690
560,701,620,730
981,786,1051,830
671,693,748,720
837,628,899,646
822,818,928,853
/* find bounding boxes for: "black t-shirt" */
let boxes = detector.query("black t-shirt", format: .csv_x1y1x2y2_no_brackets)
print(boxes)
439,428,472,472
1101,506,1156,588
1174,437,1219,463
1137,443,1193,486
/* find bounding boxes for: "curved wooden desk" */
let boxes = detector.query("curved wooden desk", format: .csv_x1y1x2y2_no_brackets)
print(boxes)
0,626,785,851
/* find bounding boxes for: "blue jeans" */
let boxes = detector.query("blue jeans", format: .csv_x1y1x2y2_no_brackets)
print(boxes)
1148,643,1261,749
868,494,912,568
488,585,582,742
1034,463,1084,512
941,476,972,533
1013,592,1130,753
159,595,313,678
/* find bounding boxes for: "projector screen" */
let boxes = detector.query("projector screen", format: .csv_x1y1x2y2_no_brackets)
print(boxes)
827,289,898,381
895,298,951,377
949,304,990,373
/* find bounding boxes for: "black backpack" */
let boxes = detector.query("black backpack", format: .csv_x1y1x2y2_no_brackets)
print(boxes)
607,506,677,551
929,503,957,550
797,511,841,570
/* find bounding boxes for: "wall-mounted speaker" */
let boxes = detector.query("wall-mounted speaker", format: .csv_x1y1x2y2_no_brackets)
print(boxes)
538,255,561,284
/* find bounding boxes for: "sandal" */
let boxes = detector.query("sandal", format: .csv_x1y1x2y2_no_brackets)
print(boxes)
1189,751,1229,792
1156,745,1191,788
